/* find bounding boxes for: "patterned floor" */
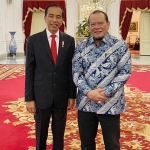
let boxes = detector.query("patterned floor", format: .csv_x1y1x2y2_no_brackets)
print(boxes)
0,64,24,80
1,64,150,150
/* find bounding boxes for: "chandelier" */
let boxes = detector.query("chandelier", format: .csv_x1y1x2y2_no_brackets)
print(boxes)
76,0,116,8
76,0,116,18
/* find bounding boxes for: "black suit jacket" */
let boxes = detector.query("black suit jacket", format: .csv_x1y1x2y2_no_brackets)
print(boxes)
25,29,76,109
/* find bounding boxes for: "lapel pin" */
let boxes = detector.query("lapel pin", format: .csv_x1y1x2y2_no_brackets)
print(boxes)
105,49,113,58
62,41,64,47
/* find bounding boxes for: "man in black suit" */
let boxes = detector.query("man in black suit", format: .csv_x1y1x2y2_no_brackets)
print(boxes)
25,4,76,150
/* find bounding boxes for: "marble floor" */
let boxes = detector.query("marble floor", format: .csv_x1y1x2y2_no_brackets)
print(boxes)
131,54,150,65
0,54,150,65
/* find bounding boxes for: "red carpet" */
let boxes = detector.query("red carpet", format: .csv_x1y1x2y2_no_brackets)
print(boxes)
126,65,150,92
0,65,35,150
0,64,150,150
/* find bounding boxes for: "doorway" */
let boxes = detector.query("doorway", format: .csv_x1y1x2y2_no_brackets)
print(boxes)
126,11,140,55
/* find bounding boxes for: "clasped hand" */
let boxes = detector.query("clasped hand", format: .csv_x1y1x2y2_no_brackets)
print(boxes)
87,88,107,103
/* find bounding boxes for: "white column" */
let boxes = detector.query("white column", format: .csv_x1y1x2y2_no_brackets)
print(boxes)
5,0,24,55
13,0,24,55
5,0,15,55
0,0,7,56
107,0,121,39
65,0,78,38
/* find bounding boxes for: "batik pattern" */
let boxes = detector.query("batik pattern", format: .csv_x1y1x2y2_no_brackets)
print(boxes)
72,33,132,114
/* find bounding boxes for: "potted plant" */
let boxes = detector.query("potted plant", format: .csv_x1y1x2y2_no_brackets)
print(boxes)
76,18,90,37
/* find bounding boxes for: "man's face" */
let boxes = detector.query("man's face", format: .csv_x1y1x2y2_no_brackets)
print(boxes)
44,7,63,34
88,13,110,39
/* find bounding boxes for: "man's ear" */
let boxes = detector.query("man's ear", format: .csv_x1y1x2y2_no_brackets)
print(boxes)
107,21,110,27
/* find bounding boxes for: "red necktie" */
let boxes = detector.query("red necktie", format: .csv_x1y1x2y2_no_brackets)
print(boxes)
51,34,57,64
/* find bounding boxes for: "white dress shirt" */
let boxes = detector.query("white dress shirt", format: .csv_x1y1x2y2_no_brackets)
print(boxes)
46,28,59,54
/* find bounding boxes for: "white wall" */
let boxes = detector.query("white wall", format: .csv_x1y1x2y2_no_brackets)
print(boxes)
107,0,121,39
0,0,121,56
0,0,7,56
0,0,24,56
6,0,24,55
65,0,78,37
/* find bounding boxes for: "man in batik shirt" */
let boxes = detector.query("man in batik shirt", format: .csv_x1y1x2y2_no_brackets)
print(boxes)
72,10,132,150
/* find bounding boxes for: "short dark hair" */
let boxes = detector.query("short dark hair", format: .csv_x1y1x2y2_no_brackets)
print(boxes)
44,4,64,18
88,10,109,24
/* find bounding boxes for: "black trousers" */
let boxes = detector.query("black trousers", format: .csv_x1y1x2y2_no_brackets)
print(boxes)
78,110,120,150
34,104,67,150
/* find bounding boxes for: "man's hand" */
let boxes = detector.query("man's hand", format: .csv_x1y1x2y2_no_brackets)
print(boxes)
26,101,36,114
68,98,75,109
87,88,107,103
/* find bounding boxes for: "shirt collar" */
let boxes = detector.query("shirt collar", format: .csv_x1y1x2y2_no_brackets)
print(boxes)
102,33,110,45
88,32,110,46
46,29,59,38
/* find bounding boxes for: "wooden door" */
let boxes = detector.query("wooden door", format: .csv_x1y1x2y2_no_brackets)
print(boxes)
140,12,150,55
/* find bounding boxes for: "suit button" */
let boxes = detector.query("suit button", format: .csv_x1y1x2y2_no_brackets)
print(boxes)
53,84,56,86
54,72,56,75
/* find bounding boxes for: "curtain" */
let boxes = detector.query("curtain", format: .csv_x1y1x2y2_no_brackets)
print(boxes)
121,11,133,40
119,0,150,40
23,0,66,55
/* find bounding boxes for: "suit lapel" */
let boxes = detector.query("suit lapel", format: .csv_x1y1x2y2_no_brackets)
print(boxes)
39,29,54,63
55,31,64,67
39,30,65,66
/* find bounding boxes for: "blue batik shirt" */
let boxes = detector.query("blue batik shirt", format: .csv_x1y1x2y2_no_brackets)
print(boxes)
72,33,132,115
